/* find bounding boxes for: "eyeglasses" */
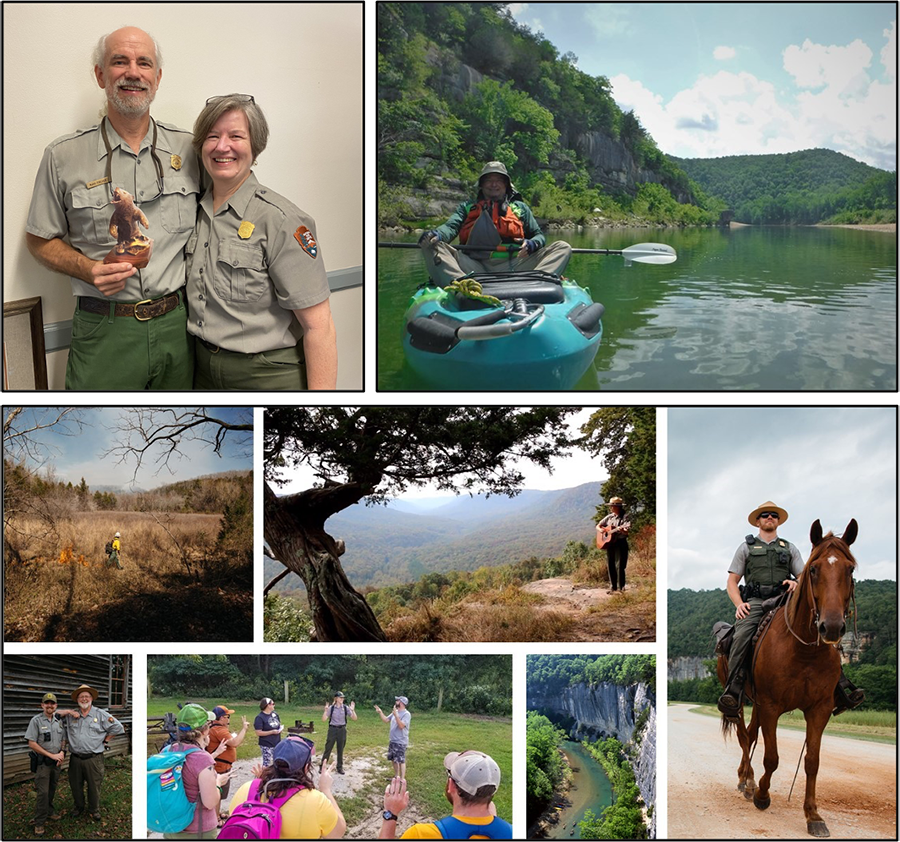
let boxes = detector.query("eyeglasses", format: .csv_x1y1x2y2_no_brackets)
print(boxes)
759,512,780,519
206,94,255,105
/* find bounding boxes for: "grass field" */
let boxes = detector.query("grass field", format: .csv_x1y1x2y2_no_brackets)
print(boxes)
4,512,251,642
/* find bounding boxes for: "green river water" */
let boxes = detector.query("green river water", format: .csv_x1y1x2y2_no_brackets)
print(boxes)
377,226,897,391
546,741,614,840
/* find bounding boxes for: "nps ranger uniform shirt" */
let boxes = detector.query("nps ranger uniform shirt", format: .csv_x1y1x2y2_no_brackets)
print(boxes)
24,713,65,754
186,171,331,354
63,706,125,754
26,117,200,301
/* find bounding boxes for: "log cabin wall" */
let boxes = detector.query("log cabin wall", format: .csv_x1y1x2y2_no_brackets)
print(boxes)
3,654,132,784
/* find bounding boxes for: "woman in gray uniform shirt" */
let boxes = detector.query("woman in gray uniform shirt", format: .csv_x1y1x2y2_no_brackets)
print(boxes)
187,94,337,389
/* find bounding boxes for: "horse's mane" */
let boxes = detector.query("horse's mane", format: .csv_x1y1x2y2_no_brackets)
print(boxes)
785,531,857,627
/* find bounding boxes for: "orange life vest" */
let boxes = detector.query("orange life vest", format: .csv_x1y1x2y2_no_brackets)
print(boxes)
459,200,525,245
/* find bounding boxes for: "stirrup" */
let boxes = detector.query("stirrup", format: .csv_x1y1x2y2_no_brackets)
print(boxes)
832,685,865,716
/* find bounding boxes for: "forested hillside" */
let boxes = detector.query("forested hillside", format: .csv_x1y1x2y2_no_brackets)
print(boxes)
378,2,719,227
672,148,897,224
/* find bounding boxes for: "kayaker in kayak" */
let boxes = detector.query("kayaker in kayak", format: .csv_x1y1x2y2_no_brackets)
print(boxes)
418,161,571,286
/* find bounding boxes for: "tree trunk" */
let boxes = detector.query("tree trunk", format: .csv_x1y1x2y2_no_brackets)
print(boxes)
264,482,386,642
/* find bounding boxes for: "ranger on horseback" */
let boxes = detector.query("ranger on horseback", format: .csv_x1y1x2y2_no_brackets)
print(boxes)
718,502,805,717
718,501,865,718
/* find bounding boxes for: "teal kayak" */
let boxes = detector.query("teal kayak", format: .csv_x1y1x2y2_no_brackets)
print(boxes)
402,271,604,390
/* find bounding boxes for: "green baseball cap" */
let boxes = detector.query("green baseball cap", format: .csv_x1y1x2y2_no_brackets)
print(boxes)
177,703,211,731
42,693,58,703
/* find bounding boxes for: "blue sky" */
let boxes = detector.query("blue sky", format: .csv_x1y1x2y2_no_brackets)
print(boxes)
509,3,896,168
4,407,252,490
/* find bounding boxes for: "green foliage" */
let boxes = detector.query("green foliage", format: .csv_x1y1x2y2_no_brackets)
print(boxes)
673,149,896,224
580,408,656,530
265,407,580,503
148,654,512,716
528,655,656,694
216,487,252,550
93,490,117,510
377,2,702,224
526,711,567,821
264,593,314,642
459,78,559,171
580,738,647,839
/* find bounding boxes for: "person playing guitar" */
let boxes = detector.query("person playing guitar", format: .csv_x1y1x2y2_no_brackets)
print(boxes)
595,497,631,593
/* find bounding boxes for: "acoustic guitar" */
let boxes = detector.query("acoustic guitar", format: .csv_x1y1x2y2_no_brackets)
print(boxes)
596,524,628,549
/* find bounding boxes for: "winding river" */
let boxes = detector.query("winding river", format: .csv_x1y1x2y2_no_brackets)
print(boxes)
547,741,614,840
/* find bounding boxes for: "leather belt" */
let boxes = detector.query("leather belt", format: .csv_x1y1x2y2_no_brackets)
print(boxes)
79,290,183,321
71,751,104,760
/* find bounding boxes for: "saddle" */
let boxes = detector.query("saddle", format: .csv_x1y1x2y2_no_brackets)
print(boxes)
714,591,790,655
713,591,792,697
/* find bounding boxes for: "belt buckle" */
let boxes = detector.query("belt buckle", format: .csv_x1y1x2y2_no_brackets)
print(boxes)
133,298,154,321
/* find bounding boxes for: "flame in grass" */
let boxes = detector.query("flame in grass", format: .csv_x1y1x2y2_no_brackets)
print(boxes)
57,544,89,566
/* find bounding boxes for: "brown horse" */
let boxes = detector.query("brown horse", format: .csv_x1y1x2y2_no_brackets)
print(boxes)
717,518,858,838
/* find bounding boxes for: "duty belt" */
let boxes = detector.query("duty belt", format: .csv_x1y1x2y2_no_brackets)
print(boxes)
740,582,788,600
71,751,104,760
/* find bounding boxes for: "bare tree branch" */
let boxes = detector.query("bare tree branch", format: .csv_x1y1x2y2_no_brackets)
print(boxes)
103,408,253,483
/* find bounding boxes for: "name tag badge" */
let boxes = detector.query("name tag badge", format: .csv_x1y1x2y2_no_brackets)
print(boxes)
86,177,111,190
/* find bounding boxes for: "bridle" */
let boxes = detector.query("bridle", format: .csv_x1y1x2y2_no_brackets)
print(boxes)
783,556,856,647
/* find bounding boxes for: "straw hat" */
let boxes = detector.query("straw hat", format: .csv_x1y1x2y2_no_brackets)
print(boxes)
748,501,788,525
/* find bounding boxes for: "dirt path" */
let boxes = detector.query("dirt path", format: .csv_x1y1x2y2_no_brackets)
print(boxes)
667,703,896,839
521,578,655,642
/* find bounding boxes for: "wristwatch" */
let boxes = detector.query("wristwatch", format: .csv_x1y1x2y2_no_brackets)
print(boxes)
383,810,399,821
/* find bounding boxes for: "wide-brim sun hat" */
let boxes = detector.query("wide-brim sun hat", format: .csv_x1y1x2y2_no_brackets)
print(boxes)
748,501,789,525
71,684,98,701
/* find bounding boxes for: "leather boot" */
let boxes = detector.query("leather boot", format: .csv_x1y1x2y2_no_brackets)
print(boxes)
832,672,865,716
717,668,746,717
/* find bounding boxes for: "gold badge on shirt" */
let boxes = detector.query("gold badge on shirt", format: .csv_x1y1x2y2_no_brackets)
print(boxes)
238,221,255,240
171,154,183,171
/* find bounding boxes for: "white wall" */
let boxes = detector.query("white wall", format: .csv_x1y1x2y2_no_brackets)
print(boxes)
3,2,363,389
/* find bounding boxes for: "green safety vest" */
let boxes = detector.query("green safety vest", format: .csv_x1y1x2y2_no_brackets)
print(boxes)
744,535,793,586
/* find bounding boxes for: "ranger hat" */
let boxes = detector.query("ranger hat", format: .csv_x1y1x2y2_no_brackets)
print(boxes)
608,497,624,506
71,684,98,701
42,693,58,703
333,691,345,698
748,501,788,525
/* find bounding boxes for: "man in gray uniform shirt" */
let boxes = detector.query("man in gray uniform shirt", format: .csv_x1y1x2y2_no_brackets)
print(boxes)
62,684,125,821
25,26,199,390
24,693,67,835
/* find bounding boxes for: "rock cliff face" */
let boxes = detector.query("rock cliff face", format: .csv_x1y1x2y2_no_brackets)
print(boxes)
573,131,694,204
530,681,657,838
668,655,711,681
417,52,694,211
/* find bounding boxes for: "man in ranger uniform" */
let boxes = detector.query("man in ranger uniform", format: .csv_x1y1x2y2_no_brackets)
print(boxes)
417,161,571,286
25,26,200,390
24,693,68,836
718,501,865,717
62,684,125,821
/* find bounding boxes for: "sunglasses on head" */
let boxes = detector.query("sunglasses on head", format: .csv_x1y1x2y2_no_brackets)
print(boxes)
759,512,780,519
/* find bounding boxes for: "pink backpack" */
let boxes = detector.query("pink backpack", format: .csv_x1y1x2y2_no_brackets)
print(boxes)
217,778,302,839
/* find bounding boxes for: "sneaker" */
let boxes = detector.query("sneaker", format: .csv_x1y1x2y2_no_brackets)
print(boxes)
34,827,45,836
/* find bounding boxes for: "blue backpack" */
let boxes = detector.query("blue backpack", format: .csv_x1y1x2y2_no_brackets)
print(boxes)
147,744,200,833
434,815,513,839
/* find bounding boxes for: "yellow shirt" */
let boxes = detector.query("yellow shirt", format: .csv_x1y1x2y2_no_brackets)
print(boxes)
229,781,338,839
112,538,121,552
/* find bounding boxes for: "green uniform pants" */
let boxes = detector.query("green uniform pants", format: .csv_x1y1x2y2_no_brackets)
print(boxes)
725,598,768,686
322,724,348,771
425,240,573,287
65,296,193,390
107,550,121,570
194,340,307,390
68,753,104,814
33,761,61,825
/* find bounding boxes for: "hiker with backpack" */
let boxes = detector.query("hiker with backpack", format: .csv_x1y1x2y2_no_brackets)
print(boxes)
105,531,122,569
148,703,230,839
224,735,346,839
320,691,356,775
379,751,513,839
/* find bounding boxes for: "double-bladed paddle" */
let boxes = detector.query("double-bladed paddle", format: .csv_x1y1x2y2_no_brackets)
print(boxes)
377,241,677,265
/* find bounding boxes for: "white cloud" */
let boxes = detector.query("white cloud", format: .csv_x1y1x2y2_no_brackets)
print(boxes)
881,20,896,80
611,30,897,168
713,45,736,60
505,3,529,16
584,4,633,39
